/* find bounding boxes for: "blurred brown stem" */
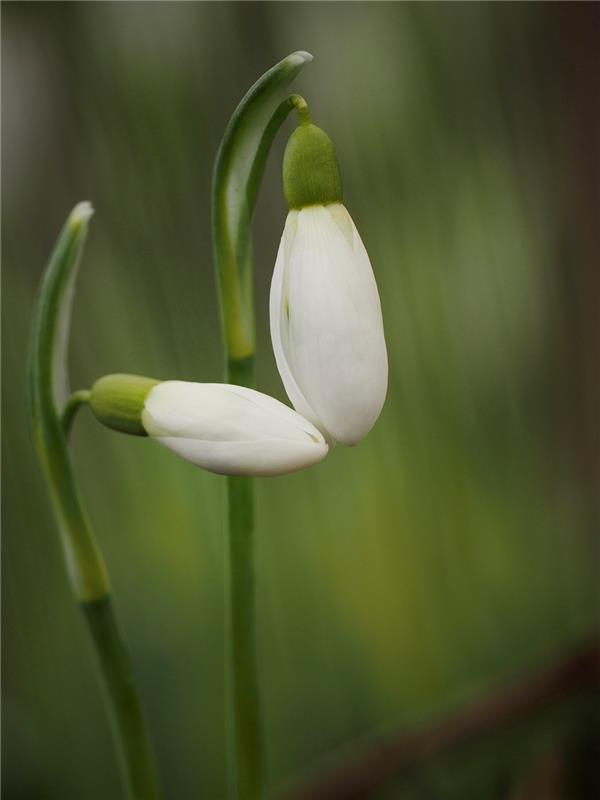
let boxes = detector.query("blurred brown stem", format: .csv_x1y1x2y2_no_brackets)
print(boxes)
282,637,600,800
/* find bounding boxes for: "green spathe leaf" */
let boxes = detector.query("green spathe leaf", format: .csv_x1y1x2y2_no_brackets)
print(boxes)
212,51,313,363
28,205,162,799
212,53,315,799
28,203,109,601
30,202,94,415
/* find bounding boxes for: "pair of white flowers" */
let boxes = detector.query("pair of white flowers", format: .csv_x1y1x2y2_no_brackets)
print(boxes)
92,121,388,476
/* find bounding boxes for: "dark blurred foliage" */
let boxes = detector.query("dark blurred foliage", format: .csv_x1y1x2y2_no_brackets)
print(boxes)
2,3,599,798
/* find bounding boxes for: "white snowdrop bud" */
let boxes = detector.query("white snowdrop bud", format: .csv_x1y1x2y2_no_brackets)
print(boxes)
89,375,328,477
270,202,388,446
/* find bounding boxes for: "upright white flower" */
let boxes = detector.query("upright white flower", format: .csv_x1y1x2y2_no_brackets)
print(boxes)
89,375,328,477
270,119,388,446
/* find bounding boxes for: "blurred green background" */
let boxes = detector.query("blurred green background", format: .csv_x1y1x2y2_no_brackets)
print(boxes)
2,2,598,798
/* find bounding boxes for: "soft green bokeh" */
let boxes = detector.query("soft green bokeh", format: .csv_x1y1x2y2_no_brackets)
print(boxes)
3,3,597,798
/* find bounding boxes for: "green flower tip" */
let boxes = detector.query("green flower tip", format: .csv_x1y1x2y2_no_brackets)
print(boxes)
283,122,343,210
89,373,159,437
69,201,94,230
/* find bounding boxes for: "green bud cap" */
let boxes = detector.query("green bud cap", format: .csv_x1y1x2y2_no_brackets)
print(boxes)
283,122,343,210
90,374,159,436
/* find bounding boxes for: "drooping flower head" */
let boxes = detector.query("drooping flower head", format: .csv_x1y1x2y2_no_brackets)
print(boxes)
270,114,388,446
89,374,328,477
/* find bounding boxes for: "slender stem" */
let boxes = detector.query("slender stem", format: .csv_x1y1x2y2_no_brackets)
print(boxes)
227,476,260,796
62,389,91,437
288,94,311,125
82,597,161,800
39,410,161,800
212,53,313,799
28,205,161,800
226,356,262,800
45,437,161,800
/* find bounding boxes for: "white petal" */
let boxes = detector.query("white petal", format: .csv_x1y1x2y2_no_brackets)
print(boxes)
142,381,328,477
271,203,388,445
270,211,323,430
149,437,327,477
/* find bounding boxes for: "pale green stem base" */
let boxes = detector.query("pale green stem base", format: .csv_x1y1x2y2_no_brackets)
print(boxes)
82,596,161,800
226,356,263,800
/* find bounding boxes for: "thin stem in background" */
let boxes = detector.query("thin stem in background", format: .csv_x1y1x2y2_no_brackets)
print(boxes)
28,204,161,800
281,637,600,800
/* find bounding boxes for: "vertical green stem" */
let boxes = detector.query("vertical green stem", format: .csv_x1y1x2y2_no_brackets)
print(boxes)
82,597,161,800
41,427,161,800
227,475,260,797
225,356,262,800
211,52,313,798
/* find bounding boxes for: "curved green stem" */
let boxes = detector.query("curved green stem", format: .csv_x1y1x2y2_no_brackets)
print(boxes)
212,53,313,799
288,94,311,125
28,204,161,800
62,389,91,437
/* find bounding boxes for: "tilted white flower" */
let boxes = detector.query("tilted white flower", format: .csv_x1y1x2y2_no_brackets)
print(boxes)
89,374,328,477
141,381,328,477
270,202,388,446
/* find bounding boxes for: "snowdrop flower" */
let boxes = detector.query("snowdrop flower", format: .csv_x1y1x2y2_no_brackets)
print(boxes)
270,116,388,446
89,375,328,477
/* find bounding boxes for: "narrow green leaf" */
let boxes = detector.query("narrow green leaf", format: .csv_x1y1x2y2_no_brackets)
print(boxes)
28,202,110,601
28,204,162,799
32,202,93,413
212,51,313,361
